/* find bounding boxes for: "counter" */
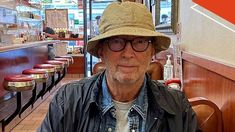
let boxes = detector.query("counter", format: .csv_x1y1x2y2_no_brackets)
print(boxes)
0,40,59,97
0,40,60,53
0,40,60,131
66,54,84,75
51,38,85,75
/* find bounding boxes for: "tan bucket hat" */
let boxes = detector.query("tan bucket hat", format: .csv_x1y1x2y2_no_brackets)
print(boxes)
87,1,171,58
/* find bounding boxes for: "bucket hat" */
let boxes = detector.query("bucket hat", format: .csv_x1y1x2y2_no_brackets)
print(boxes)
87,1,171,58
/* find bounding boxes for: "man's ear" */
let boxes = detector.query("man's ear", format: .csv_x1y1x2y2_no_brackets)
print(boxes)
151,39,157,56
151,47,156,57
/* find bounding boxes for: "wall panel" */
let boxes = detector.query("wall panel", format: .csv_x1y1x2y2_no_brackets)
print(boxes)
182,51,235,132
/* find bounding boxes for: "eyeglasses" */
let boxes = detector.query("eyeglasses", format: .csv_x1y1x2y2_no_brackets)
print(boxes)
104,37,152,52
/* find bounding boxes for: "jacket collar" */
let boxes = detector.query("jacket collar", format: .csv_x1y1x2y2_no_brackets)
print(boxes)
84,72,104,112
146,75,176,115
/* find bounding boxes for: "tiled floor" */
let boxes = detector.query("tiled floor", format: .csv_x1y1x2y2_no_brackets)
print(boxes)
11,76,79,132
11,95,53,132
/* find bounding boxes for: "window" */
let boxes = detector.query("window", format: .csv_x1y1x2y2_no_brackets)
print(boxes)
151,0,179,34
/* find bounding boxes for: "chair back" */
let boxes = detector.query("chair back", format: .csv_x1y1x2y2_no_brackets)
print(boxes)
92,62,106,75
189,97,223,132
146,61,163,80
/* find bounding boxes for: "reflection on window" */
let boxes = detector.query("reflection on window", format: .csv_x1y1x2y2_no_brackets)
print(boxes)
159,0,171,25
153,0,178,34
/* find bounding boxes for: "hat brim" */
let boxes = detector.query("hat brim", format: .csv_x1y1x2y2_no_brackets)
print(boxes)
87,26,171,58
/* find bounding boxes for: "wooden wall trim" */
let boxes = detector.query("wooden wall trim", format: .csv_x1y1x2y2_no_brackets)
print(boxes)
182,51,235,81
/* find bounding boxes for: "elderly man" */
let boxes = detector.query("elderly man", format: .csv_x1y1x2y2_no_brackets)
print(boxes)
38,2,200,132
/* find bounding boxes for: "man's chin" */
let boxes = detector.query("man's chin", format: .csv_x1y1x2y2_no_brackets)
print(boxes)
116,74,137,84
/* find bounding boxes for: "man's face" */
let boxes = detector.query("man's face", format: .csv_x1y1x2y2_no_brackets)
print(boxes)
99,35,155,84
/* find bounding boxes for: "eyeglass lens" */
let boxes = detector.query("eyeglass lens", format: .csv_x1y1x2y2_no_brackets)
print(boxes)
107,37,151,52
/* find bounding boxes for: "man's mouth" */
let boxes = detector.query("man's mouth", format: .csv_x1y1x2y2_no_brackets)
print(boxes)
117,65,137,72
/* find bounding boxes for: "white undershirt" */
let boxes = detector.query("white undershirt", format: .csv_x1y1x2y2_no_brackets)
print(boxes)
113,99,135,132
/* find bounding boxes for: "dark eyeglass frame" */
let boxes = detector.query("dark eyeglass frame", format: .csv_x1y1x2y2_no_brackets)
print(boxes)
104,37,153,52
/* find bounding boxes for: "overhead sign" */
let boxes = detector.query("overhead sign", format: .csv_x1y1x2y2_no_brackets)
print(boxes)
192,0,235,24
45,9,68,29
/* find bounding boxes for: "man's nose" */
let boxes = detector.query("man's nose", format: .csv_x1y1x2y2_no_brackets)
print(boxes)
121,42,134,58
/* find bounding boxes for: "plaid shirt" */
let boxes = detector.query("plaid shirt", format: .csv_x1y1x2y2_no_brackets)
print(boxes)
99,76,148,132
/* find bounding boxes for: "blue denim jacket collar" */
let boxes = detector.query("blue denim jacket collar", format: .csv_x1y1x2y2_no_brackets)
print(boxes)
132,78,148,119
99,75,114,115
99,74,148,119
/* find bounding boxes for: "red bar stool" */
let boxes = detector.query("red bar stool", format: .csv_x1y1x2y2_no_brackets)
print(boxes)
2,75,35,132
44,60,64,73
22,69,48,83
165,78,181,91
3,75,35,92
44,60,65,85
54,58,70,78
34,64,56,76
34,64,56,93
55,56,74,77
21,69,48,111
56,55,74,64
54,57,70,67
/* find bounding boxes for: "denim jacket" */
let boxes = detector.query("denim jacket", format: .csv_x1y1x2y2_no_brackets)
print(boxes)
38,72,200,132
99,76,148,132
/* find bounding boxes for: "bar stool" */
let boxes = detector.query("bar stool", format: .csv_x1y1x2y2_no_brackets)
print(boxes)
44,60,65,85
34,64,56,93
55,56,74,78
56,55,74,64
54,58,70,78
1,75,35,132
54,57,70,67
22,69,48,110
165,78,181,91
3,75,35,92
